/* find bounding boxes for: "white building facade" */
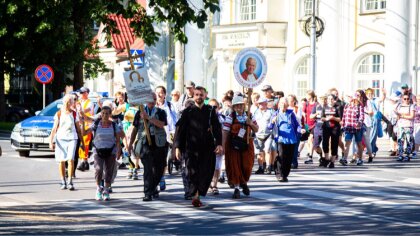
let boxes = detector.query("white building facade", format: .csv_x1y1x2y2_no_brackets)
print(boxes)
212,0,420,99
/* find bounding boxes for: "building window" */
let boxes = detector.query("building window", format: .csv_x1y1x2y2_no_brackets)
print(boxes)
303,0,313,16
240,0,256,22
356,53,384,97
295,56,311,98
362,0,386,13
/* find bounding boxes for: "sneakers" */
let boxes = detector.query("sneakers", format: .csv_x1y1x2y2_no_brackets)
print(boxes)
403,156,411,162
255,167,264,174
390,151,397,157
349,159,357,164
102,191,110,201
67,182,75,191
356,159,364,166
368,156,373,163
279,177,288,182
397,156,404,162
127,169,133,179
60,182,67,190
218,176,225,183
108,186,113,193
304,158,313,164
241,183,250,196
133,169,139,180
159,178,166,191
77,161,89,171
95,188,103,201
232,188,240,199
328,162,335,168
143,195,152,201
412,152,417,159
339,158,348,166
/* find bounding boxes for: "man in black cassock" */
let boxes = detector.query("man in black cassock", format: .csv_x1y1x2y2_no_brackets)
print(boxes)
174,87,223,207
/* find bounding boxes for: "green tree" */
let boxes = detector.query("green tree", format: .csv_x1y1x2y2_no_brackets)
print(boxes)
0,0,219,121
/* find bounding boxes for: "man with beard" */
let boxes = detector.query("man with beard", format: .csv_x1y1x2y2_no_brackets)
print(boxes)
128,93,168,201
174,87,224,207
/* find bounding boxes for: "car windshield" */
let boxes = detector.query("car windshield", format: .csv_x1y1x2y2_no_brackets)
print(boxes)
38,100,62,116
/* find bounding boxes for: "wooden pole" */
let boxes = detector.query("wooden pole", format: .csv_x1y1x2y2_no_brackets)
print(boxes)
125,41,152,146
246,87,253,144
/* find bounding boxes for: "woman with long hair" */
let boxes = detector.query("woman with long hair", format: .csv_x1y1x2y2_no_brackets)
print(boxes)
339,92,365,166
49,94,84,190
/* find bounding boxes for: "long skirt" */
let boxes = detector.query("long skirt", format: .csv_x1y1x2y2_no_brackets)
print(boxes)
225,138,254,186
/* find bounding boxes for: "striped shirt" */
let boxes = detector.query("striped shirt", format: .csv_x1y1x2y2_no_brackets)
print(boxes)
223,112,257,132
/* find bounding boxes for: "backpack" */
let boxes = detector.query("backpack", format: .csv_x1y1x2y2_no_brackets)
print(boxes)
92,119,117,158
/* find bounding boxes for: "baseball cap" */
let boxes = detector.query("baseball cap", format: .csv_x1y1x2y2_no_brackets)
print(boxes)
232,96,245,106
79,87,90,93
261,85,273,91
185,81,195,88
401,83,409,89
390,91,402,101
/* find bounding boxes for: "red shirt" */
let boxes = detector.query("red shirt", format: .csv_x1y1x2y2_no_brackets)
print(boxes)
304,102,317,129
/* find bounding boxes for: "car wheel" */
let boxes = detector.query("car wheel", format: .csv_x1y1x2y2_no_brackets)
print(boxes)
18,151,30,157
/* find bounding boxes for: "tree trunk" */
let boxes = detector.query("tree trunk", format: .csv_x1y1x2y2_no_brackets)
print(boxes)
0,48,5,121
73,62,84,89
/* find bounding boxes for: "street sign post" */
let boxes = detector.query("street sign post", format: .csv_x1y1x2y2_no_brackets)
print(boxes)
34,64,54,108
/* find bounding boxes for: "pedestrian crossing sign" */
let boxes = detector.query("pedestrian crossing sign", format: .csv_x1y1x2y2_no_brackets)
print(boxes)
128,49,143,66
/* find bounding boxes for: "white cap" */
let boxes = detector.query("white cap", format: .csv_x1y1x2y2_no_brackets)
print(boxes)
232,96,245,106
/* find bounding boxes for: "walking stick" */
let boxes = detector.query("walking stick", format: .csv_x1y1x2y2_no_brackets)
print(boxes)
125,41,152,145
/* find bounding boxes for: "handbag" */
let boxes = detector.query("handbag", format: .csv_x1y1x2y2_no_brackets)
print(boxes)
96,146,114,159
231,136,248,151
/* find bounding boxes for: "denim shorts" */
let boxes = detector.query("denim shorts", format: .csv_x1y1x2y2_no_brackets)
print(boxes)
344,130,363,142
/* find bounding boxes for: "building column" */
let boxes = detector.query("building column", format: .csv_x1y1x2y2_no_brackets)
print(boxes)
385,0,410,93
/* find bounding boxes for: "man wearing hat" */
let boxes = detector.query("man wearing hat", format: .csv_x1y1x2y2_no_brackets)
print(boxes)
178,80,195,112
400,83,417,105
253,97,275,174
261,85,277,110
77,87,94,171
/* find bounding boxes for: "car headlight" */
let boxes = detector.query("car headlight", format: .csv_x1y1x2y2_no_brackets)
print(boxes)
12,123,22,133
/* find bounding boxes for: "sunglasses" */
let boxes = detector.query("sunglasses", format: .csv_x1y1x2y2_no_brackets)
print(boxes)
403,98,410,100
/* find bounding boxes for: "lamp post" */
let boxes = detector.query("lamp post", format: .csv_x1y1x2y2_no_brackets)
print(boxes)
310,0,317,91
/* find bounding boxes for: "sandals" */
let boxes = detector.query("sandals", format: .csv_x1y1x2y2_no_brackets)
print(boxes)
211,186,219,195
192,198,203,207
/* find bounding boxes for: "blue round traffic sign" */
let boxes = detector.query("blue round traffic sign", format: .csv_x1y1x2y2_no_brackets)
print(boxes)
34,64,54,84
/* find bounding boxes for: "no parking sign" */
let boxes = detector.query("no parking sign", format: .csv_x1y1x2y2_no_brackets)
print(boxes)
34,64,54,108
34,64,54,84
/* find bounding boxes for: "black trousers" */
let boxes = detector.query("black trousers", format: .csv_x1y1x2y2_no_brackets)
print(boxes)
279,143,296,178
140,143,168,197
322,127,340,156
185,150,215,197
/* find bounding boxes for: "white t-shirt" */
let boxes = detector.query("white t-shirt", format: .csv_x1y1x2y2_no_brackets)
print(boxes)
55,112,79,140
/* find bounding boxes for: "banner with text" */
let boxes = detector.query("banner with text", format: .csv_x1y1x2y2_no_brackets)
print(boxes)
123,68,154,105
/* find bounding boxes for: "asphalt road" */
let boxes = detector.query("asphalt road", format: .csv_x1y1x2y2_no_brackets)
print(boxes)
0,137,419,235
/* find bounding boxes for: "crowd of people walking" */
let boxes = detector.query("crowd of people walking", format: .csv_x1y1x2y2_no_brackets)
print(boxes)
49,82,419,207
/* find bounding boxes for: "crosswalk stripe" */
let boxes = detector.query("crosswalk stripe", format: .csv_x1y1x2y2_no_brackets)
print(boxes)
250,191,420,228
291,189,419,210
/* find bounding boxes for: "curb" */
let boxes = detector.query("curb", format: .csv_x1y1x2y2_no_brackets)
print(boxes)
0,130,11,135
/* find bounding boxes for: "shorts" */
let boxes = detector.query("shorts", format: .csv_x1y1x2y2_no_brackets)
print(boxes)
344,130,363,142
254,135,273,154
414,124,420,144
313,134,322,147
300,131,310,141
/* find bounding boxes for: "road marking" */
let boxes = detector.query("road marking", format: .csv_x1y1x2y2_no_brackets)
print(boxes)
250,191,420,228
291,189,419,210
